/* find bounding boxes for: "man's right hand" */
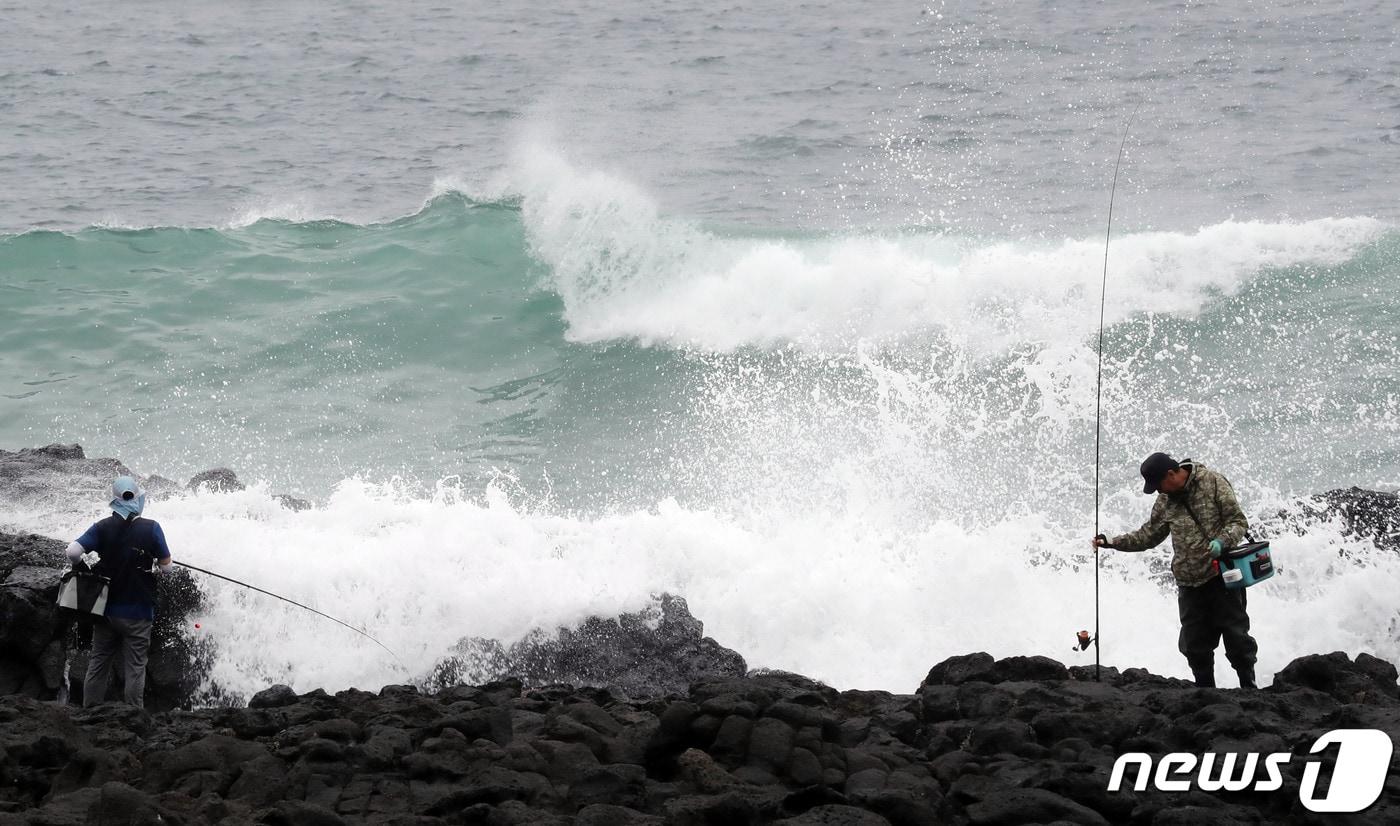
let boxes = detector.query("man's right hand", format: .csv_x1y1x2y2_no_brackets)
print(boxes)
79,551,101,568
1091,534,1111,550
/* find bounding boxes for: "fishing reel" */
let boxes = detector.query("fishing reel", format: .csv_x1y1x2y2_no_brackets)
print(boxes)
1073,630,1094,651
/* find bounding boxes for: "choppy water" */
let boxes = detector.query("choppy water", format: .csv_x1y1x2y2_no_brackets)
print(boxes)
3,1,1399,699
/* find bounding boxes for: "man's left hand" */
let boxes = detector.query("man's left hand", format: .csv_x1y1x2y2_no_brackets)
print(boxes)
1208,539,1223,558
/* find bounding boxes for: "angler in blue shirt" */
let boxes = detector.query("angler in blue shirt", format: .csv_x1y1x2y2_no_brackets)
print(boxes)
67,476,173,707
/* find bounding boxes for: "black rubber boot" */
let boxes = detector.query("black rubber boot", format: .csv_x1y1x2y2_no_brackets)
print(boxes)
1191,668,1215,688
1236,667,1257,690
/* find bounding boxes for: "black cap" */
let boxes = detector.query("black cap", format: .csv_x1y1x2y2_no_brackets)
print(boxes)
1140,452,1179,494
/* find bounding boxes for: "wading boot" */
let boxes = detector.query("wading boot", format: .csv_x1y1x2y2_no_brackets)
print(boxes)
1191,668,1215,688
1236,667,1257,690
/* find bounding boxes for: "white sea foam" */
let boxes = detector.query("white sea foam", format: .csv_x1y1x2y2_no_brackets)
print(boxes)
12,478,1399,699
227,196,337,229
504,148,1386,354
8,153,1393,703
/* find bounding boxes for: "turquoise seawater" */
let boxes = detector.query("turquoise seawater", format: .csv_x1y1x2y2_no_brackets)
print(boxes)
3,191,1395,509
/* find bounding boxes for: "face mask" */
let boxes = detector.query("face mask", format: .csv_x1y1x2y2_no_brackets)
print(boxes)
110,476,146,519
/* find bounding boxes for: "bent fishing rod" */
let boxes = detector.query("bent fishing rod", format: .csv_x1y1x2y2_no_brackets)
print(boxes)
173,560,406,669
1088,100,1144,681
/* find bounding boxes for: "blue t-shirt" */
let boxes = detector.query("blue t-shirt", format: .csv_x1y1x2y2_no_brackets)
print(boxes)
76,515,172,620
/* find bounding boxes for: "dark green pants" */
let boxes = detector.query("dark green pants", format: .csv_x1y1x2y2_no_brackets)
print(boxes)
1177,575,1257,675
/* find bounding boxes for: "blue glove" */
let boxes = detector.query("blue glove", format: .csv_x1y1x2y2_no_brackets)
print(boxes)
1208,539,1223,558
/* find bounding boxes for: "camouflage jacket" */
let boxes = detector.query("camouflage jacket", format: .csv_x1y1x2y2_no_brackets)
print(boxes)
1108,460,1250,587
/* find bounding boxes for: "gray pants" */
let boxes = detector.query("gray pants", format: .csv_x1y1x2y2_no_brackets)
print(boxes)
84,617,152,708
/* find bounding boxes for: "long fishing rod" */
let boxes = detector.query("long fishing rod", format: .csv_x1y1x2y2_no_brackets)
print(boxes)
1091,101,1144,681
174,560,405,668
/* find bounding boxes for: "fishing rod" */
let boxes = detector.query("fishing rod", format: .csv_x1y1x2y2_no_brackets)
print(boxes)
1088,100,1144,681
174,560,406,668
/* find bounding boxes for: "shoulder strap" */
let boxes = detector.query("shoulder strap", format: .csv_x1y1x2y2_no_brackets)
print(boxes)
1181,493,1255,546
1180,498,1214,539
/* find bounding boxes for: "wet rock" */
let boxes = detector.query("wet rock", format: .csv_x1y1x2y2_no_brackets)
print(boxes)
274,493,312,511
0,653,1397,823
0,444,128,501
677,747,739,793
747,717,797,771
427,593,747,698
87,780,167,825
533,738,601,785
922,653,996,686
0,532,208,710
966,719,1039,757
1303,487,1400,551
430,706,513,746
986,655,1070,682
224,753,288,805
258,799,346,825
141,475,183,498
187,467,244,493
1067,664,1123,683
248,685,299,709
967,786,1109,825
569,763,647,809
576,803,663,825
782,804,893,825
0,563,64,688
923,653,1070,687
663,790,775,825
1271,651,1400,705
149,733,268,795
47,747,137,797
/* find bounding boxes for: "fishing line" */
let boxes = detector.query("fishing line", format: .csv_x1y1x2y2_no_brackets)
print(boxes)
1092,100,1144,680
174,560,407,670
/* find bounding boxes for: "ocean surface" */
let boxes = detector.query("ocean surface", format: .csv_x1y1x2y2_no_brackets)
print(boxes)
3,1,1399,700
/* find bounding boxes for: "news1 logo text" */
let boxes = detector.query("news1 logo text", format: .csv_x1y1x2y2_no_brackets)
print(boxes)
1108,729,1393,813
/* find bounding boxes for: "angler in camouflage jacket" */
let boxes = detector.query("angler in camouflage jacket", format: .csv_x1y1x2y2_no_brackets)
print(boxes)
1092,453,1259,689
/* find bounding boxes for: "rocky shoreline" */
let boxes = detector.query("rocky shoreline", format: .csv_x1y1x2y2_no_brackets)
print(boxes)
2,444,1399,823
1,650,1398,825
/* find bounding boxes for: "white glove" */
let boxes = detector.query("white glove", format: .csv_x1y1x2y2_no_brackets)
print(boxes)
80,551,101,568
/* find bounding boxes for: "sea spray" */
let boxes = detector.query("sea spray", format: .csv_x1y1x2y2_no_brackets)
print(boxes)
4,463,1396,701
4,157,1398,698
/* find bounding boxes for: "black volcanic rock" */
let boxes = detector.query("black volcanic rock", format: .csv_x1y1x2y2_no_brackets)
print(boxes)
922,652,996,686
1270,651,1400,705
1314,487,1400,548
1274,486,1400,552
5,520,745,710
0,531,211,711
187,467,245,493
0,443,309,513
3,651,1398,825
920,653,1069,686
0,444,129,501
250,684,300,709
425,594,748,698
